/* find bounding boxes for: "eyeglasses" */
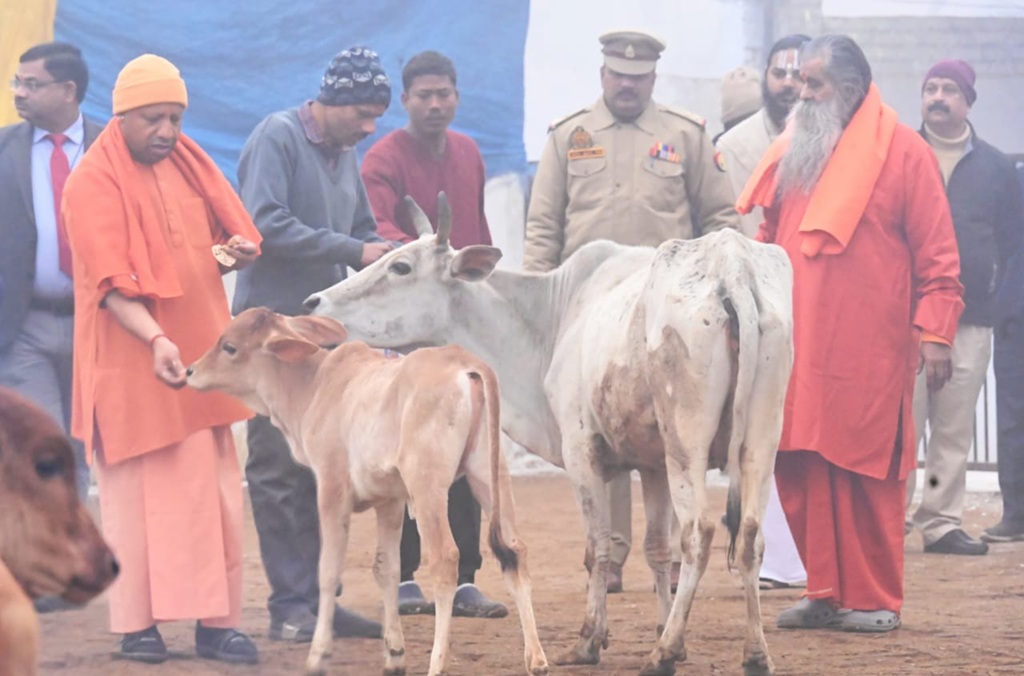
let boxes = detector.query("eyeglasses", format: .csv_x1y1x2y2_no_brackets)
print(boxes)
9,77,66,94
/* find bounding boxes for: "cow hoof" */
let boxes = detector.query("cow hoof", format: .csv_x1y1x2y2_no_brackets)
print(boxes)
553,646,601,666
742,652,774,676
383,667,407,675
639,658,676,676
530,663,550,676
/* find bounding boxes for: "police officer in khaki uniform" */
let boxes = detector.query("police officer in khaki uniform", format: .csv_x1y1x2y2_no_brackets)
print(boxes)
524,29,739,272
523,29,740,593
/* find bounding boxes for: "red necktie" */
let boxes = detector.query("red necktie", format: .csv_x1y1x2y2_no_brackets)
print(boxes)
46,132,73,278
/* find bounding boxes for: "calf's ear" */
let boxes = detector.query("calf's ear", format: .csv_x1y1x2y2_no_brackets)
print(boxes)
450,245,502,282
285,315,349,347
264,335,321,362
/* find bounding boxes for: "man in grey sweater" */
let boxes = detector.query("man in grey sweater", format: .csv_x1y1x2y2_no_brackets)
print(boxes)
233,46,394,642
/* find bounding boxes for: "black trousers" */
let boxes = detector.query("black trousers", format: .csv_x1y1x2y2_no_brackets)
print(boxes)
399,476,483,586
246,415,323,623
995,320,1024,526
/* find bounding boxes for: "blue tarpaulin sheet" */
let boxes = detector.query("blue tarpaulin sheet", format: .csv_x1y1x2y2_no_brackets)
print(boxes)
55,1,529,182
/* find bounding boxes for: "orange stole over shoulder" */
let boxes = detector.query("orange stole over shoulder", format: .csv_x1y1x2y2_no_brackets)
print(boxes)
63,119,261,300
735,84,898,257
63,120,261,464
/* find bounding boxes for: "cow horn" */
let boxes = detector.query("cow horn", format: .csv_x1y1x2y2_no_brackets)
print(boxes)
403,196,434,237
436,192,452,248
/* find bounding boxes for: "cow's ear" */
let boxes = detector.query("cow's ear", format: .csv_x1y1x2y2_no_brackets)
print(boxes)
450,245,502,282
285,315,348,348
264,335,321,362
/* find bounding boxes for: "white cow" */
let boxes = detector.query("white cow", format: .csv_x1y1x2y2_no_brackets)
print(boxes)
304,197,793,676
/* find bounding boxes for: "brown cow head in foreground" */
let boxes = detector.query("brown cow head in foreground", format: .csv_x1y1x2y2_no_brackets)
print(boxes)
0,388,118,604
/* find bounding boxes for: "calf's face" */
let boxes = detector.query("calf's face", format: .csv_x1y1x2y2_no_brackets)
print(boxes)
187,308,349,410
0,388,118,603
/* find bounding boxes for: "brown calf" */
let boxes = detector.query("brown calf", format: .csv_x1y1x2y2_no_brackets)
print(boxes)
0,387,119,675
186,308,548,676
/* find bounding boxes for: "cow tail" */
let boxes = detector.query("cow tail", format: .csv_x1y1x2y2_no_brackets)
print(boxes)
480,366,518,573
722,271,759,571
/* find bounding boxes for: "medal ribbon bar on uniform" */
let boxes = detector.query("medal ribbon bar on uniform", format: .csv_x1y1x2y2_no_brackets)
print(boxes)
649,142,680,163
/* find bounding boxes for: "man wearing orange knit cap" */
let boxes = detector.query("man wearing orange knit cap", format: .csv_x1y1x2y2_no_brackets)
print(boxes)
62,54,262,664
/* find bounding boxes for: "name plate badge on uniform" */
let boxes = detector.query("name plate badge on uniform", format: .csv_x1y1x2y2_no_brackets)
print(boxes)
567,125,605,161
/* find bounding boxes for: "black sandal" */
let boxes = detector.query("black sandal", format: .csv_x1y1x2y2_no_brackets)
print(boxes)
195,623,259,664
120,625,168,663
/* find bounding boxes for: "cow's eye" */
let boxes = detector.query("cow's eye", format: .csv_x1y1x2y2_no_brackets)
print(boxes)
35,457,62,480
389,261,412,276
222,343,237,356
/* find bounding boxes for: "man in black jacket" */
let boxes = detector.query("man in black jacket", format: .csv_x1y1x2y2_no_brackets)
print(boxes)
986,162,1024,543
907,59,1024,555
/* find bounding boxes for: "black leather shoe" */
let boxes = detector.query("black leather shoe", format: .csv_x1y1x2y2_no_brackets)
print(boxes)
332,606,383,638
34,596,80,613
270,606,382,642
981,520,1024,543
924,528,989,555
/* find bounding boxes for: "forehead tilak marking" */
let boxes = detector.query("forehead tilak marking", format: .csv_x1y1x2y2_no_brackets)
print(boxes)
771,50,801,78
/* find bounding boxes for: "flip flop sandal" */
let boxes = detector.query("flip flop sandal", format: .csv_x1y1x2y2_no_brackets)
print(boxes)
120,626,168,664
195,625,259,664
828,609,901,633
776,598,837,629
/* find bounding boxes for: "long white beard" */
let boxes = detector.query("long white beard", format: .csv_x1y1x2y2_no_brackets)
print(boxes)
777,97,846,195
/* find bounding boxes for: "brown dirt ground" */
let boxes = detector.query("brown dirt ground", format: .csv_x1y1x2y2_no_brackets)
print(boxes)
37,474,1024,675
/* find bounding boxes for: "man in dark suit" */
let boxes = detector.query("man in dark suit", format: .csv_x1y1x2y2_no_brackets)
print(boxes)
0,42,98,515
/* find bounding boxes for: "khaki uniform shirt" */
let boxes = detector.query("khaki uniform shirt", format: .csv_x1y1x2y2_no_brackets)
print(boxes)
523,96,739,271
715,108,782,237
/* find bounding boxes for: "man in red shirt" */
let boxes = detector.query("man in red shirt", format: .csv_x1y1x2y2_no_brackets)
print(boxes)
361,50,505,619
737,34,963,633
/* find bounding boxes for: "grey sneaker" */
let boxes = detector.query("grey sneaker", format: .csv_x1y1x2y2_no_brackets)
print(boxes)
981,520,1024,543
268,614,315,643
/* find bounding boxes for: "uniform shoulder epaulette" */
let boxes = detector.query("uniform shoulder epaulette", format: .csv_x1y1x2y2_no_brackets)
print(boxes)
547,107,588,132
661,105,707,130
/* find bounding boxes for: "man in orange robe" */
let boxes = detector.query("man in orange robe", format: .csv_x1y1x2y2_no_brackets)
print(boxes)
62,54,263,664
737,35,963,633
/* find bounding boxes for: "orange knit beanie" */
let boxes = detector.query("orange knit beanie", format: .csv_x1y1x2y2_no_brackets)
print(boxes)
112,54,188,114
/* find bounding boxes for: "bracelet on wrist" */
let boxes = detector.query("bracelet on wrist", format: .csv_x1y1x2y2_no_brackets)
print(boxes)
149,333,169,348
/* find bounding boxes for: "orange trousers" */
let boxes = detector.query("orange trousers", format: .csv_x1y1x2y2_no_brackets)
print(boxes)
776,450,906,612
94,426,243,633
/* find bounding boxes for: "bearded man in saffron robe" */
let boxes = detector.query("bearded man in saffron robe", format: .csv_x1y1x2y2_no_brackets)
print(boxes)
736,34,963,633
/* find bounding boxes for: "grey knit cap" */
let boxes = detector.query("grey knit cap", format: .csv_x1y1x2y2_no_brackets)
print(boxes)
317,46,391,108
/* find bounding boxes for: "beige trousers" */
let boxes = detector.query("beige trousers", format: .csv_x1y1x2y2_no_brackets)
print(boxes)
907,324,992,544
